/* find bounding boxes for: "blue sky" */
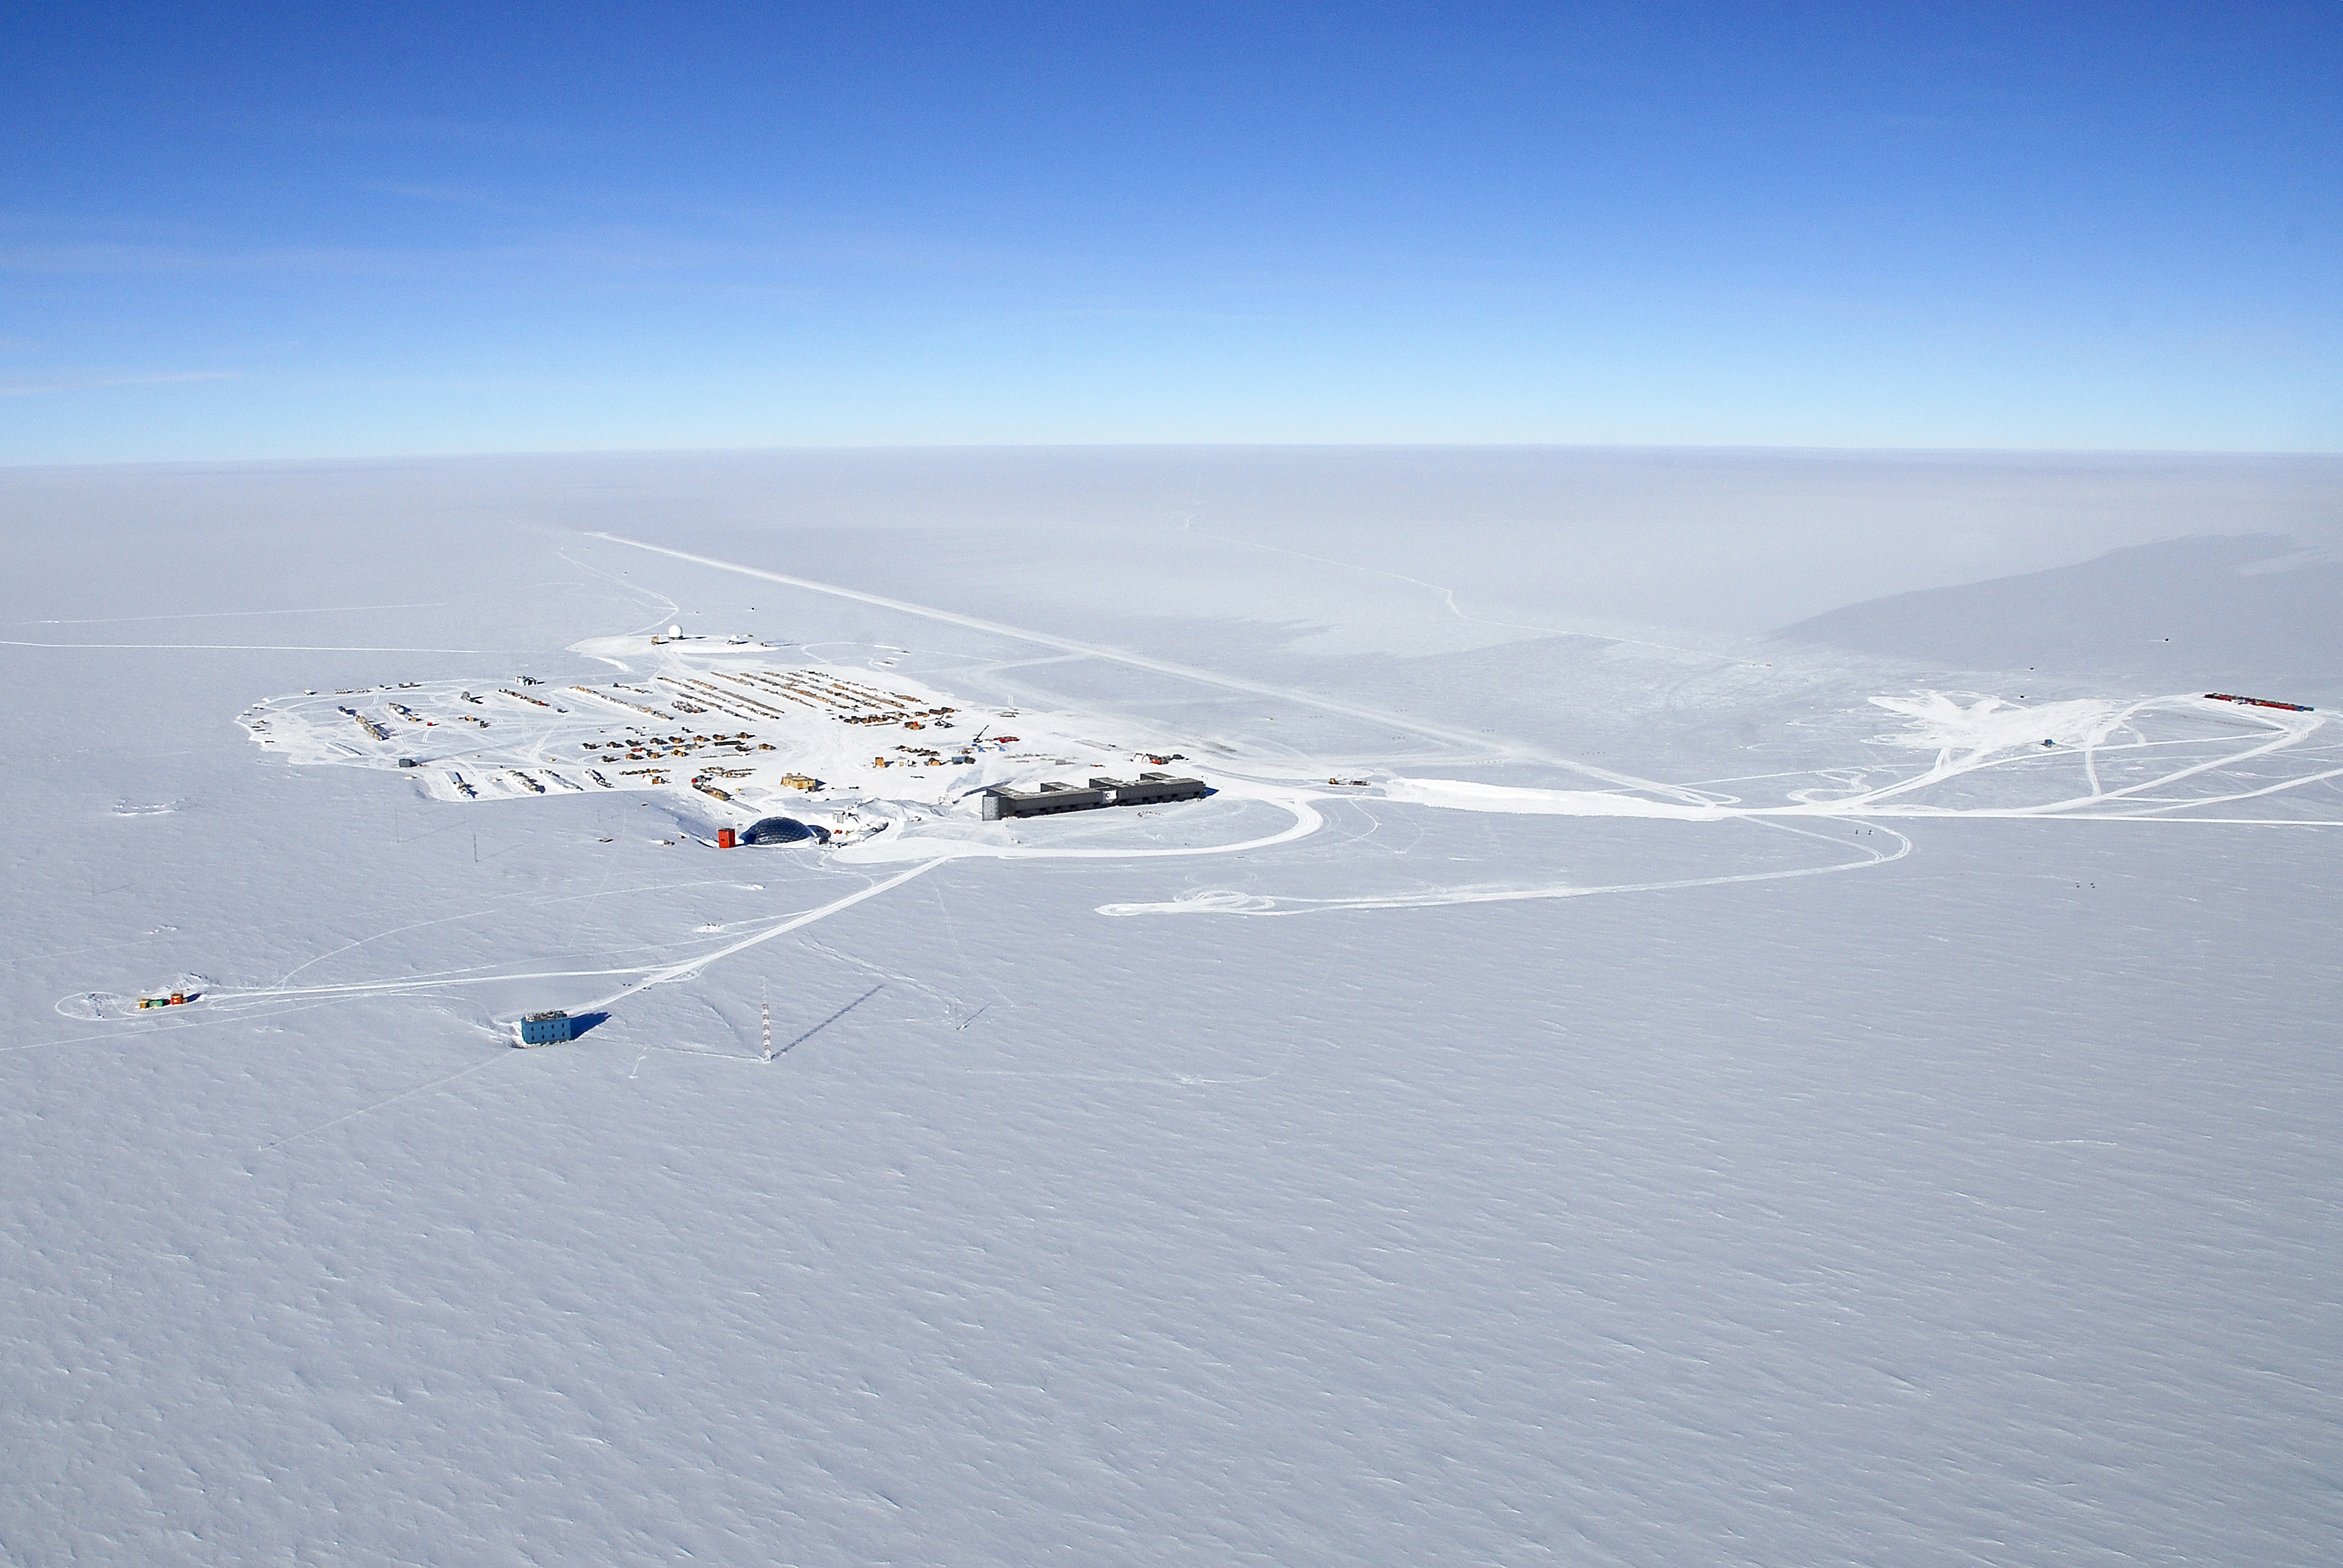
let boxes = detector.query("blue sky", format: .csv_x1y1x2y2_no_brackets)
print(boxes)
4,2,2337,460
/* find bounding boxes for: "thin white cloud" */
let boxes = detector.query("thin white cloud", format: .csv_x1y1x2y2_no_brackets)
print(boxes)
0,241,391,275
372,183,553,218
0,371,241,397
266,115,561,147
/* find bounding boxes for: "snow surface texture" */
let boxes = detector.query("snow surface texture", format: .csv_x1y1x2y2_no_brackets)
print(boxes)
3,449,2340,1566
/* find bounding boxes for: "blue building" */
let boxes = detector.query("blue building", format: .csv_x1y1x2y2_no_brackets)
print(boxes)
516,1011,574,1046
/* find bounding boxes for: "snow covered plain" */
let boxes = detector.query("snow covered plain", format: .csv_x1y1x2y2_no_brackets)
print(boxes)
4,449,2340,1565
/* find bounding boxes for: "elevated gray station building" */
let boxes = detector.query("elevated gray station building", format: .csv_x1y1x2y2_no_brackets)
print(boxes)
980,771,1207,821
